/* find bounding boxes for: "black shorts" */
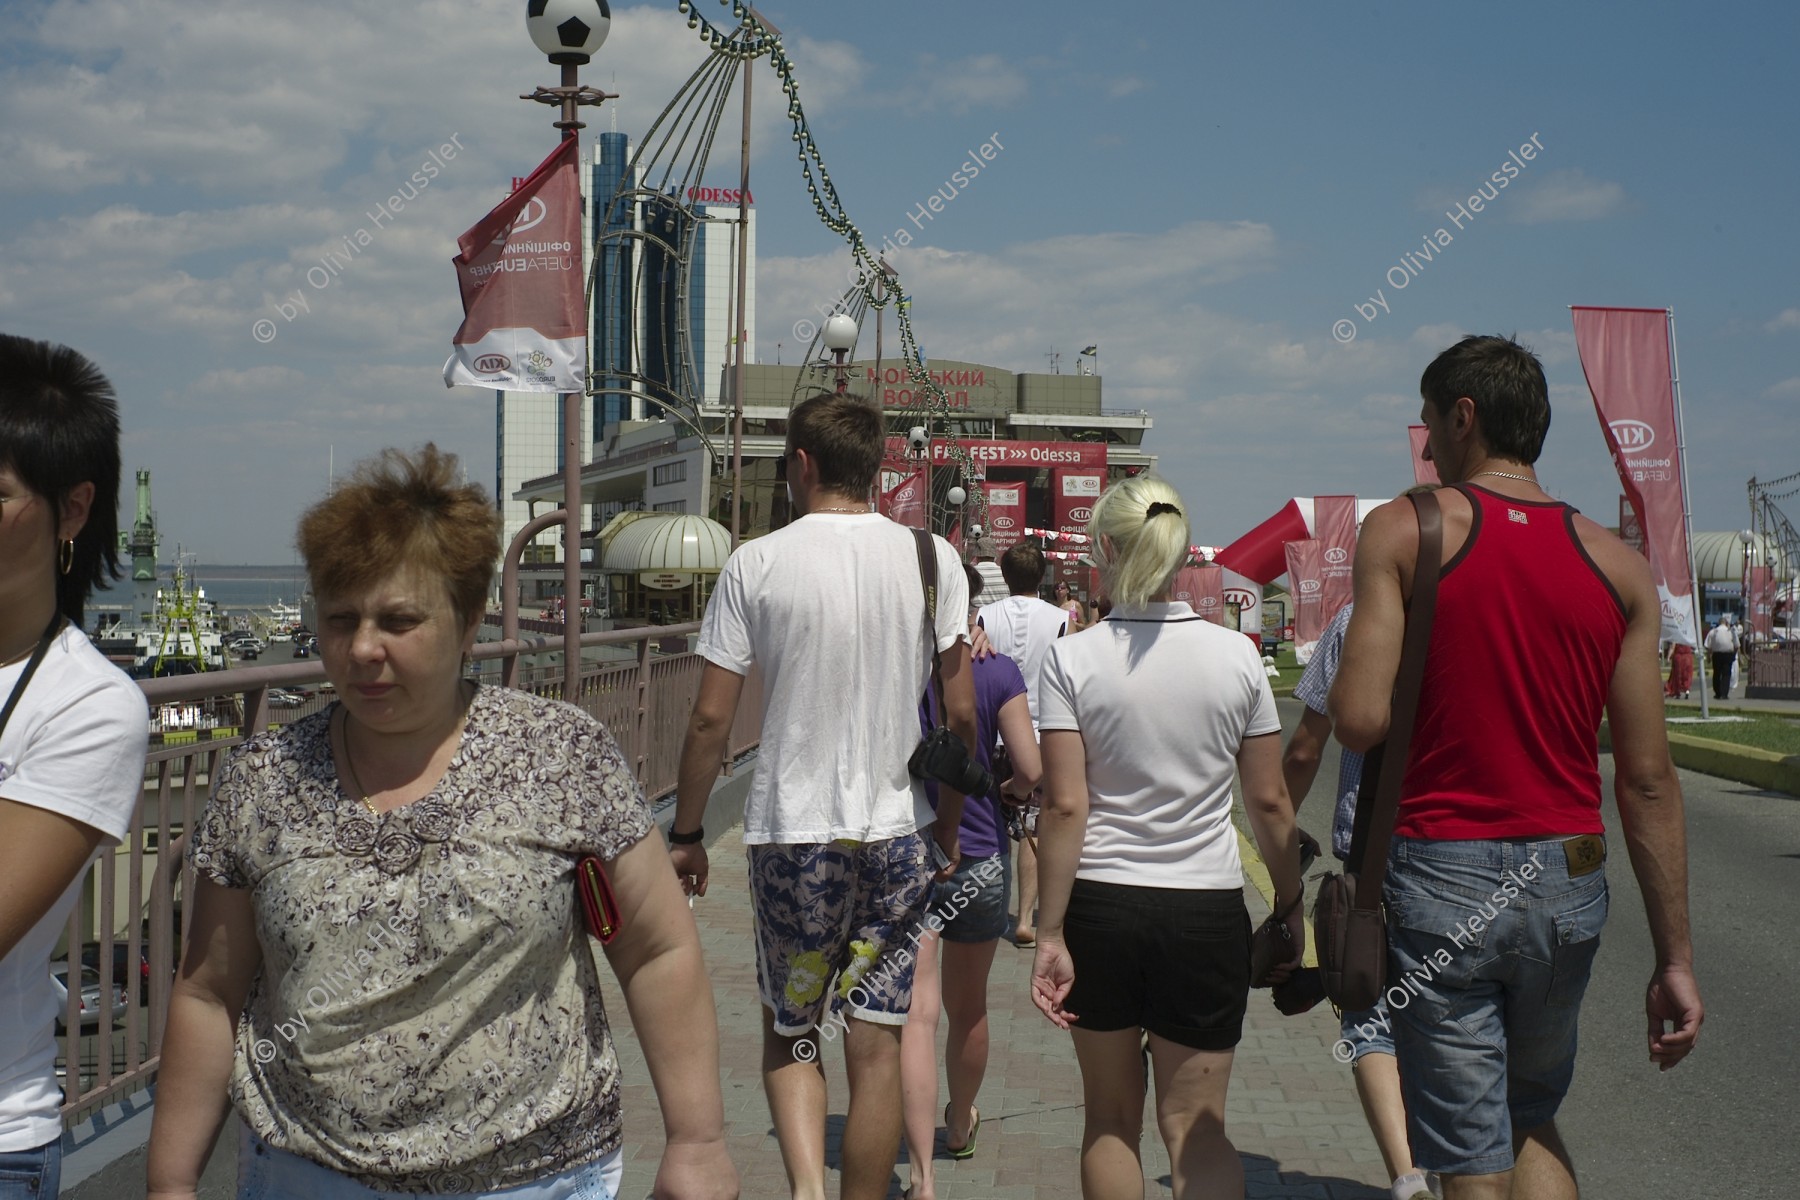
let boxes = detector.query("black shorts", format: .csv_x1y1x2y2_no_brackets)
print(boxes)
1063,879,1250,1051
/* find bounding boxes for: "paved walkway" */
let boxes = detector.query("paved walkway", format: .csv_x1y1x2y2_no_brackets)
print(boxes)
599,824,1392,1200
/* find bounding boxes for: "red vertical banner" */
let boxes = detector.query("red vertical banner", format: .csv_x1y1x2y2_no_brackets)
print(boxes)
1408,426,1441,485
1571,306,1696,646
1055,468,1106,537
1748,566,1776,640
1313,495,1357,627
983,482,1026,552
879,470,925,528
1172,564,1226,623
1285,539,1326,663
1619,496,1646,557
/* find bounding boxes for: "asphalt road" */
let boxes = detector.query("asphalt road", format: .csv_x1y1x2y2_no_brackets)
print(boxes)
1275,697,1800,1200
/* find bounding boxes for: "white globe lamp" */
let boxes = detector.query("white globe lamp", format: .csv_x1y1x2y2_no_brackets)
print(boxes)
822,313,858,353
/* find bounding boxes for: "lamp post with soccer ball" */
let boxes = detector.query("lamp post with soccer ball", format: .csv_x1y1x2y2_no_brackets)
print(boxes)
525,0,615,701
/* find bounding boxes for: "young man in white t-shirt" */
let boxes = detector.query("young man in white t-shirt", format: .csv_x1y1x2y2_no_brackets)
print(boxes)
975,541,1067,945
672,392,978,1200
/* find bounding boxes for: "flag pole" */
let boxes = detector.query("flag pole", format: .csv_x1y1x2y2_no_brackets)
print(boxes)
1668,307,1709,718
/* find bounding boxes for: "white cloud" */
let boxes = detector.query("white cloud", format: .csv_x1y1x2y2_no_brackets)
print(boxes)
1765,377,1800,398
1510,169,1626,224
1107,75,1147,99
1766,308,1800,332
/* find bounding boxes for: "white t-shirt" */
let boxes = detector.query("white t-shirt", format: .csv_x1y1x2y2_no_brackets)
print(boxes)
1704,623,1736,653
698,514,968,844
973,561,1008,607
976,594,1068,729
1038,602,1280,890
0,625,149,1151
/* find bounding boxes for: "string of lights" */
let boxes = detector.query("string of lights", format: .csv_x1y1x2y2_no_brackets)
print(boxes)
673,0,983,533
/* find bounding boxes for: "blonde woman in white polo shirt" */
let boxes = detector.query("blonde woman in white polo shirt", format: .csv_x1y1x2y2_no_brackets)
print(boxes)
1030,474,1305,1200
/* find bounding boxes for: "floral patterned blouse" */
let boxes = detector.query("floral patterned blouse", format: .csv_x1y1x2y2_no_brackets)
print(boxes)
187,686,652,1192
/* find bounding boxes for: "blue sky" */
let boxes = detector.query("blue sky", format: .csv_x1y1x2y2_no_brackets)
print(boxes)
1,0,1794,562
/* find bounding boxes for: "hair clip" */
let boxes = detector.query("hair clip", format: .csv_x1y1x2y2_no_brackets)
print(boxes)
1145,502,1183,519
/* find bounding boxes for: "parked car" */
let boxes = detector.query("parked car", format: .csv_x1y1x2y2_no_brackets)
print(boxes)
80,942,151,1005
267,688,307,707
50,964,128,1031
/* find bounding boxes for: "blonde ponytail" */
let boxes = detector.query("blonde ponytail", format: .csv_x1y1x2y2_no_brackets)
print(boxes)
1087,474,1191,610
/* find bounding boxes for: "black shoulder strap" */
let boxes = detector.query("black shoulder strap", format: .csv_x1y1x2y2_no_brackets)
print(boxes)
911,529,948,723
1345,489,1442,900
0,615,67,744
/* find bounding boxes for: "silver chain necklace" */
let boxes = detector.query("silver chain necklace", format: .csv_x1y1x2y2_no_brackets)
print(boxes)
1470,470,1538,485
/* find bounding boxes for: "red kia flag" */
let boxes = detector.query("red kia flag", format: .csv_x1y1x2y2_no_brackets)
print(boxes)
1285,539,1326,664
1619,496,1646,557
1748,566,1776,640
1571,306,1696,646
880,470,926,528
983,481,1026,552
445,139,585,392
1054,468,1106,537
1222,567,1262,636
1314,495,1357,626
1172,564,1226,624
1408,426,1441,485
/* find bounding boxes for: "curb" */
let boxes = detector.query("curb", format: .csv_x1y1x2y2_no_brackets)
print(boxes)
1599,723,1799,797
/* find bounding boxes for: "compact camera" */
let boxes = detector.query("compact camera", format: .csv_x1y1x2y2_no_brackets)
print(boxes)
909,727,993,798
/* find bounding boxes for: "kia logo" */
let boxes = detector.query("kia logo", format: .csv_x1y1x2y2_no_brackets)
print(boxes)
1299,579,1321,594
1070,506,1092,521
992,516,1016,529
1325,547,1348,565
473,354,511,373
1224,589,1255,607
1199,597,1219,608
1609,419,1656,451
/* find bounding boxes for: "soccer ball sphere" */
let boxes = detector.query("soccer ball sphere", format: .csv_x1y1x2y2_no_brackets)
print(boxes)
526,0,612,64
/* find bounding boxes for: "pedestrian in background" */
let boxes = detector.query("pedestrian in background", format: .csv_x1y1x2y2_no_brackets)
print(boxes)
1703,615,1736,701
1030,473,1304,1200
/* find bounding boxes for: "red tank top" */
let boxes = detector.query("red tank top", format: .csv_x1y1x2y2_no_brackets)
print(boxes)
1395,485,1627,840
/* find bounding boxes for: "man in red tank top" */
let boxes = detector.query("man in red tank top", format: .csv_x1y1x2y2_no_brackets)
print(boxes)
1328,336,1703,1200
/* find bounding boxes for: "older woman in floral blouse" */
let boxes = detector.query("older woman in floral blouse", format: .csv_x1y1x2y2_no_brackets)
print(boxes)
146,446,736,1200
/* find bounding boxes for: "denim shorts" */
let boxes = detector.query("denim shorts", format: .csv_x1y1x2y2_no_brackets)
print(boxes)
926,852,1010,943
237,1128,623,1198
748,832,932,1035
1383,835,1609,1176
1062,879,1250,1051
1338,992,1396,1061
0,1137,60,1200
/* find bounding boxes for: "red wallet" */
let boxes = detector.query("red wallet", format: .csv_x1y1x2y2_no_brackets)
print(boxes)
576,855,624,944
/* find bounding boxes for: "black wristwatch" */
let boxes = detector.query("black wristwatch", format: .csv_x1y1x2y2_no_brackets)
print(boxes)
668,825,705,845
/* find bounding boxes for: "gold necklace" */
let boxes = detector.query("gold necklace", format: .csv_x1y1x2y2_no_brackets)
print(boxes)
1470,469,1538,485
336,708,382,816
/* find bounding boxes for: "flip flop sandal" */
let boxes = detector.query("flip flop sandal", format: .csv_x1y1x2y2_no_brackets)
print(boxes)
945,1103,980,1160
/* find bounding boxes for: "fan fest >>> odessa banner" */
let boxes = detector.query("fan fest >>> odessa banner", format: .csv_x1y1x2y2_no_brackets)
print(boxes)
1571,306,1696,646
1285,539,1326,665
444,139,585,392
1314,495,1358,628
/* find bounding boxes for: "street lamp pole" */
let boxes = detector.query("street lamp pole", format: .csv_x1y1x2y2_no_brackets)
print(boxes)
525,2,615,702
728,9,778,547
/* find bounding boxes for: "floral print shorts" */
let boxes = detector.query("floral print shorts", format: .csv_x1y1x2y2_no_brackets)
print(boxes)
747,832,932,1036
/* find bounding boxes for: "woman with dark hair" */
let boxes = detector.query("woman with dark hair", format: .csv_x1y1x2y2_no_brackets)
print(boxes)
0,334,148,1200
1052,580,1085,633
147,445,737,1200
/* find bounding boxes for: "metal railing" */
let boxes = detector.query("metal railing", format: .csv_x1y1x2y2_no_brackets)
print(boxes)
55,620,758,1127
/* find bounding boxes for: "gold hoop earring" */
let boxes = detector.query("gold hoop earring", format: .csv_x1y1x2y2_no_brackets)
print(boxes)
59,539,75,575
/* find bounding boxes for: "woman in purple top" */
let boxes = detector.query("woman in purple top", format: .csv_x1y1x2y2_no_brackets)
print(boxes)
900,568,1042,1198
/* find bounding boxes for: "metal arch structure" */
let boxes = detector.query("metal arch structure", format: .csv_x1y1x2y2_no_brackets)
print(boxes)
587,0,983,538
1746,470,1800,694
